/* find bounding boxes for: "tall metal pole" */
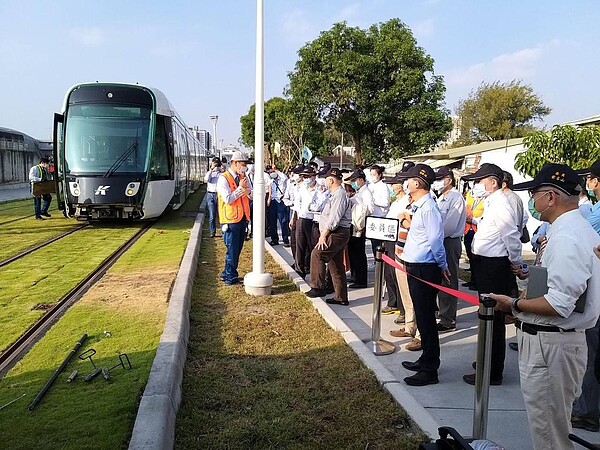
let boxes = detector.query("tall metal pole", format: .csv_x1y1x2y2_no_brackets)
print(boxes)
339,133,344,169
244,0,272,296
472,295,496,439
370,246,395,355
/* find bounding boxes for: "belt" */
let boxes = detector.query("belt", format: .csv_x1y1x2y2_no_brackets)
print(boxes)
515,319,575,335
402,261,438,268
207,191,217,194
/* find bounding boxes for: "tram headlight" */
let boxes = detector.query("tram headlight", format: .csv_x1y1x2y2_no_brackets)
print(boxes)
125,182,140,197
69,182,80,197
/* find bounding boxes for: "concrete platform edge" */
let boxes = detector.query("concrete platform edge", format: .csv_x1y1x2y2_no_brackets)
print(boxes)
128,195,206,450
264,243,439,440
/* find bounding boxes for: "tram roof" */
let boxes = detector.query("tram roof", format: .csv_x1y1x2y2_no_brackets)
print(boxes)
61,82,177,118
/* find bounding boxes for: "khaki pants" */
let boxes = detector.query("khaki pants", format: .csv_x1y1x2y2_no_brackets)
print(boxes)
394,264,420,339
518,329,587,450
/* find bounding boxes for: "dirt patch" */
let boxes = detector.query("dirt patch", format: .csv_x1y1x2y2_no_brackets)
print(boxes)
31,303,53,311
84,270,178,312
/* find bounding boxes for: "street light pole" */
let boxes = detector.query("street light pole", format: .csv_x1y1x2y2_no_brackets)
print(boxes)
209,115,219,158
244,0,272,296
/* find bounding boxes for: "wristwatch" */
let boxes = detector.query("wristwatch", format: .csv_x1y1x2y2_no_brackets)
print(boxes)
511,297,523,313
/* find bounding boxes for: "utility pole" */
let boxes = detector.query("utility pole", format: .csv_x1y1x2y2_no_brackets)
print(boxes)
209,115,219,158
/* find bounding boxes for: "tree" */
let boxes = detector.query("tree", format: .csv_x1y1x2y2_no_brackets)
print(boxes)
454,80,551,147
287,19,451,165
239,97,324,168
514,125,600,177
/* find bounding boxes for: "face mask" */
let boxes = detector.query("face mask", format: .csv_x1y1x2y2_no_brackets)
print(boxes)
471,183,486,197
528,192,551,220
269,172,278,179
315,177,326,186
402,180,411,195
304,178,314,186
351,181,359,191
237,165,248,175
431,180,444,192
588,189,597,199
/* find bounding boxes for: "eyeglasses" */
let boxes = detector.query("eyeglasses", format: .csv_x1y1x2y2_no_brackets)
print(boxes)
528,189,554,198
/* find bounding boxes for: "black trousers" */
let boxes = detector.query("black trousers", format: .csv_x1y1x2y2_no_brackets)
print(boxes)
471,254,517,381
406,262,442,374
295,218,314,274
384,241,401,309
464,229,477,284
348,233,367,285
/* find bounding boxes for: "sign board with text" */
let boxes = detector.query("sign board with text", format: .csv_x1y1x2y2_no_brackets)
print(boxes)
365,216,399,242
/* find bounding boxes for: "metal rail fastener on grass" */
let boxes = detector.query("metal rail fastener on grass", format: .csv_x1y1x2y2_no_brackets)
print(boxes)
29,334,88,410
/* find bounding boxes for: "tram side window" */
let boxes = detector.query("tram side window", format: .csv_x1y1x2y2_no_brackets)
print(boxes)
149,115,171,180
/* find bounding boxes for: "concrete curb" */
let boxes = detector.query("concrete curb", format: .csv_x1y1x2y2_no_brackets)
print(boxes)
128,196,206,450
264,243,440,440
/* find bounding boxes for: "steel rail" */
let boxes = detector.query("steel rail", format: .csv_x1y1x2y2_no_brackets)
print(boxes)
0,224,89,269
0,222,152,378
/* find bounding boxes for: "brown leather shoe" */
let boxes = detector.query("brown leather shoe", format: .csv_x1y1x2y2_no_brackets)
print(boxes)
405,339,422,351
390,329,413,338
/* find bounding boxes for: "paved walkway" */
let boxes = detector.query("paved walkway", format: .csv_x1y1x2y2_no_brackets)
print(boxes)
0,183,31,202
268,243,599,450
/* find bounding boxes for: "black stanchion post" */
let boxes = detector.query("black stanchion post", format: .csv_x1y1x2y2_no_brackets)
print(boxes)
370,245,396,356
472,294,496,439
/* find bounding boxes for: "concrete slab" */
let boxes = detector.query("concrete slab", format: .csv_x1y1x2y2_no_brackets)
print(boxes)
0,183,30,202
265,239,595,449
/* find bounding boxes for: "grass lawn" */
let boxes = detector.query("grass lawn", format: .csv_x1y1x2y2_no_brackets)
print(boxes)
175,227,427,449
0,188,204,450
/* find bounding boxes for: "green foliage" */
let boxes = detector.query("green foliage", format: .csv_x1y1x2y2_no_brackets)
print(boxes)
454,80,551,146
287,19,451,165
515,124,600,177
240,97,325,168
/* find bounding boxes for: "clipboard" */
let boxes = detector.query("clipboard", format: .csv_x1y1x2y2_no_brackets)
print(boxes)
527,265,586,313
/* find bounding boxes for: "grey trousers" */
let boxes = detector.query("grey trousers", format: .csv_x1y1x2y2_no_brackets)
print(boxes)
437,236,461,327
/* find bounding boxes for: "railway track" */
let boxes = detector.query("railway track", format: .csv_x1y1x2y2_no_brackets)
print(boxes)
0,214,34,226
0,222,152,378
0,224,89,269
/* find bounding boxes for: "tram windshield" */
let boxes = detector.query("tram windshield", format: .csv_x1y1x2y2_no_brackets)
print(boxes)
64,104,151,176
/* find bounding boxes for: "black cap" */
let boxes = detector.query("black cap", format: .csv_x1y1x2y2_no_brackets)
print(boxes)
291,164,305,174
316,163,332,177
347,168,366,181
462,163,504,182
434,166,452,180
265,164,272,171
576,159,600,178
401,161,415,172
512,163,582,196
300,167,316,176
384,174,405,184
323,167,344,180
403,163,435,186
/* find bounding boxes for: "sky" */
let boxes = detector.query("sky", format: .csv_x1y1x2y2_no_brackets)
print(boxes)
1,0,600,151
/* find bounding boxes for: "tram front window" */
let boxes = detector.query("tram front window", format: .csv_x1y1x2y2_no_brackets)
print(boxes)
64,105,151,175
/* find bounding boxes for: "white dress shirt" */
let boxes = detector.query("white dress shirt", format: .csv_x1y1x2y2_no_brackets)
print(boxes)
437,188,467,239
296,183,317,219
516,209,600,329
401,193,448,270
351,184,374,212
368,180,390,217
503,189,528,232
309,186,330,222
204,167,222,192
472,189,522,264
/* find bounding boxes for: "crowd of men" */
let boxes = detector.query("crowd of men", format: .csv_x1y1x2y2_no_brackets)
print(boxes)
213,151,600,450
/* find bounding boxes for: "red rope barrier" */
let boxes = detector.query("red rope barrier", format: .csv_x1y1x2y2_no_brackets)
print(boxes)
381,253,479,306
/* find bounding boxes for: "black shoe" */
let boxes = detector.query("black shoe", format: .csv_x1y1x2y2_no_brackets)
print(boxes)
463,373,502,386
326,298,349,306
224,278,241,286
436,323,456,333
324,285,335,295
508,342,519,351
35,216,45,220
461,281,476,288
283,243,290,248
402,360,422,372
271,241,280,246
348,283,367,289
305,288,325,298
571,414,600,432
41,212,51,217
404,371,438,386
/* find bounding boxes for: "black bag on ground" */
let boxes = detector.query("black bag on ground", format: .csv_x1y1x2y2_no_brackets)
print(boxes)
419,427,504,450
